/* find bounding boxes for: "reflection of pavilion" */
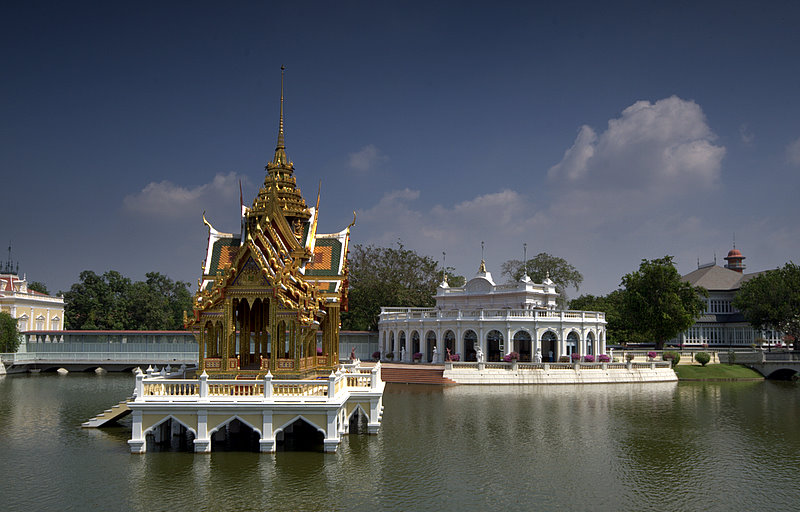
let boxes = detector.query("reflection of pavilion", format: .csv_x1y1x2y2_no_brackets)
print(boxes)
379,261,606,363
127,70,383,454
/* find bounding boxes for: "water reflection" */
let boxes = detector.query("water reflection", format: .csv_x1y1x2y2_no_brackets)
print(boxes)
2,374,799,511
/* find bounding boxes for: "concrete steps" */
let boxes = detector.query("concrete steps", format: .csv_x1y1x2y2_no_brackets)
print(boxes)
82,398,132,428
380,364,456,385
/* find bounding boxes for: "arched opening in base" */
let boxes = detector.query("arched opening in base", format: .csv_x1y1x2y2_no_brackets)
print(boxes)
276,418,324,452
211,419,260,452
348,408,368,434
145,418,196,452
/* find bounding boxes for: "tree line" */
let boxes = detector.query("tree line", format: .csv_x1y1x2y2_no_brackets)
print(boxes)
4,249,793,351
63,271,192,330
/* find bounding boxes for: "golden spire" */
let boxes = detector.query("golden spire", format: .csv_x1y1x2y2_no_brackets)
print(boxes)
272,65,288,167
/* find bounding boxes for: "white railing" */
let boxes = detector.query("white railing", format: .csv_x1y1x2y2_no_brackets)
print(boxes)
380,308,605,323
447,361,672,371
133,362,382,403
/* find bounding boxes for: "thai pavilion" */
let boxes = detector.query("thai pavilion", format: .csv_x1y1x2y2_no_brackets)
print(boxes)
127,70,384,454
188,81,351,380
379,261,607,363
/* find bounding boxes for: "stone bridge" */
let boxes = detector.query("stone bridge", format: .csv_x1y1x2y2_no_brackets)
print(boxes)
718,351,800,379
0,351,197,374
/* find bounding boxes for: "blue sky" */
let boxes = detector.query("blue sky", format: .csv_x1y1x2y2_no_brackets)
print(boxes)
3,1,799,298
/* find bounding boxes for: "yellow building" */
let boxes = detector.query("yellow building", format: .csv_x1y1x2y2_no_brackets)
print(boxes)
0,255,64,333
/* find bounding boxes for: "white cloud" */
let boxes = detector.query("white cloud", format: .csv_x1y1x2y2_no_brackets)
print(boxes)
787,136,800,166
548,96,725,191
122,172,244,219
347,144,388,172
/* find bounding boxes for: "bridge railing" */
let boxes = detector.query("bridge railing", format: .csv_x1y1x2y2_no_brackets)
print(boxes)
133,362,382,403
1,351,197,364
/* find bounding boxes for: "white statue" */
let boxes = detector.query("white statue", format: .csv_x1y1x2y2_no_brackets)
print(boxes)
535,348,542,363
400,346,407,363
432,345,439,363
475,346,484,363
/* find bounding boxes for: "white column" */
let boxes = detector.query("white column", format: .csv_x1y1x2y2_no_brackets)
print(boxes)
259,411,275,452
194,409,211,453
128,410,146,454
323,410,340,453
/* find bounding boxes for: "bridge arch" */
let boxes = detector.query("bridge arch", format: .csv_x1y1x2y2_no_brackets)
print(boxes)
765,368,799,380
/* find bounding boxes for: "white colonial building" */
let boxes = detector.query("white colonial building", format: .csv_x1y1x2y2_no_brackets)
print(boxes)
675,246,784,347
378,261,606,363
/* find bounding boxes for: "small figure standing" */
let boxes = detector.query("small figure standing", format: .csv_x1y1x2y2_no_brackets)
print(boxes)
432,345,439,363
350,347,356,361
400,346,406,362
535,348,542,363
548,350,554,362
475,346,484,363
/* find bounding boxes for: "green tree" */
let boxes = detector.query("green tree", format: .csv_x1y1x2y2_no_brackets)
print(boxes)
342,244,457,331
64,270,191,330
617,256,707,349
502,253,583,306
733,262,800,345
28,281,50,295
569,290,647,345
0,311,21,353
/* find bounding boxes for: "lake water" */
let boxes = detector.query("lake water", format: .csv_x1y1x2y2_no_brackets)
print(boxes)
1,373,799,511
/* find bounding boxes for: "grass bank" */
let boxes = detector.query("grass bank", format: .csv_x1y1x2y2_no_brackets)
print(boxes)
674,364,763,381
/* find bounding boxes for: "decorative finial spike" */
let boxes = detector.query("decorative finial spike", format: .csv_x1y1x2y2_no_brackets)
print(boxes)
270,65,289,167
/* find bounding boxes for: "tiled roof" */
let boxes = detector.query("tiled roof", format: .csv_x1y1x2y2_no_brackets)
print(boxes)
207,236,241,276
306,237,342,277
682,265,765,291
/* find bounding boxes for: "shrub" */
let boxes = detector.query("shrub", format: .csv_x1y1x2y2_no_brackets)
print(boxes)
695,352,711,366
372,351,381,361
598,354,610,363
584,355,595,363
662,351,680,367
626,353,635,362
559,356,570,363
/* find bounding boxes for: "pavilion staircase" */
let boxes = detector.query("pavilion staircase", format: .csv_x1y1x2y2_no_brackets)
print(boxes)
380,364,456,385
82,397,133,428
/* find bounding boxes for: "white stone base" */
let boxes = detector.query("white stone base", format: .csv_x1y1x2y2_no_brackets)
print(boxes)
194,439,211,453
259,439,276,453
323,438,340,453
128,439,146,454
444,366,678,385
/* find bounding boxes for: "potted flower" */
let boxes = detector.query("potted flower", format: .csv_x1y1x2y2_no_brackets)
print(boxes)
571,353,581,362
372,351,381,362
598,354,611,363
503,351,520,363
413,352,423,363
625,353,635,362
647,351,658,361
386,352,394,361
450,353,461,362
558,356,570,363
583,354,595,363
